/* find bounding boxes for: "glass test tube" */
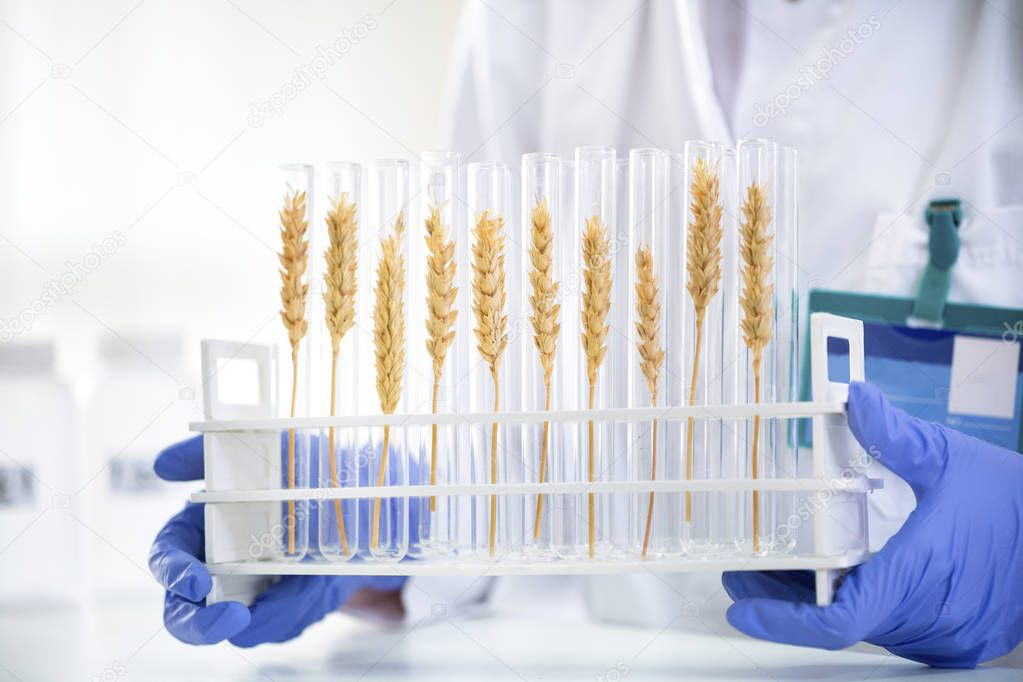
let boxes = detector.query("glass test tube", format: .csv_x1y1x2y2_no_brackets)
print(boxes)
607,156,632,558
772,145,800,554
362,159,410,561
551,158,582,559
276,163,314,561
317,162,362,561
733,139,799,556
626,148,674,559
409,151,463,558
521,153,562,557
464,162,516,560
680,142,728,556
574,146,617,559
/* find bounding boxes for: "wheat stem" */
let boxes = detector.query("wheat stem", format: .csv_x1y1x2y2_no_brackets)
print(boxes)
371,425,391,550
752,369,762,554
489,374,500,557
641,419,658,557
532,385,551,540
430,380,439,512
327,349,348,555
684,311,703,523
287,349,297,555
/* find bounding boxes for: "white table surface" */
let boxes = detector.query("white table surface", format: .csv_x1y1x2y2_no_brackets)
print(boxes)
1,595,1020,682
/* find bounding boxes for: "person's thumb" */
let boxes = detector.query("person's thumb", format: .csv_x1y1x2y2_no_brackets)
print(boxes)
846,381,950,497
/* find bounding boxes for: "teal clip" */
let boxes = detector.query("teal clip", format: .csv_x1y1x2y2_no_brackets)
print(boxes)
911,198,961,323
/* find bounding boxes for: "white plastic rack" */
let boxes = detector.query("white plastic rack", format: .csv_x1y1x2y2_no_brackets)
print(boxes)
190,313,882,607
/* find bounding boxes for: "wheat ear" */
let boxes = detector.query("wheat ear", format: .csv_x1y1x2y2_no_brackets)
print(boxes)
684,158,723,523
739,183,773,554
323,193,358,556
528,198,560,540
279,189,309,556
635,245,665,558
371,211,407,551
581,215,612,559
424,204,457,513
471,210,508,557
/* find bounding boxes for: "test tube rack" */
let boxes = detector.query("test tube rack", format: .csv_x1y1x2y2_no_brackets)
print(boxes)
191,313,882,607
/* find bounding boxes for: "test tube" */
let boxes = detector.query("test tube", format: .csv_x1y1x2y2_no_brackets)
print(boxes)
551,158,583,559
408,151,464,558
733,139,799,556
276,163,314,561
464,162,516,560
679,142,728,556
362,159,410,562
317,162,361,561
521,153,562,557
772,144,800,555
626,148,674,559
574,146,617,560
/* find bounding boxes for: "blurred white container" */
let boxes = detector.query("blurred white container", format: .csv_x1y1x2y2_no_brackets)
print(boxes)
0,342,80,605
83,332,197,597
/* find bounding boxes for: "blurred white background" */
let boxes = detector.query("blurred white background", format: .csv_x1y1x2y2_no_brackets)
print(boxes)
0,0,465,607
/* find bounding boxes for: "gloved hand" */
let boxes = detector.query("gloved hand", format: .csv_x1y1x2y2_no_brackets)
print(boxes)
724,381,1023,667
149,435,407,647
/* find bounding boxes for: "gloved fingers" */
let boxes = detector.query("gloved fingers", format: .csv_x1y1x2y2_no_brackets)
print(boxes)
727,536,906,650
155,435,205,482
229,576,353,648
847,382,949,495
722,570,816,604
149,503,209,599
163,592,250,645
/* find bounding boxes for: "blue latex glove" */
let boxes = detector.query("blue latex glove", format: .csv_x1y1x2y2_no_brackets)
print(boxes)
149,435,407,647
724,381,1023,667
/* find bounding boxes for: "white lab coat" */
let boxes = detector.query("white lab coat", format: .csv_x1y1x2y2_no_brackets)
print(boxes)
402,0,1023,635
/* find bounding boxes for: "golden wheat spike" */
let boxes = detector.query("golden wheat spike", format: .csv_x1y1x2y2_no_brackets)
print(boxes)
684,157,724,522
528,198,561,539
739,182,773,554
278,188,308,556
424,204,457,512
323,192,358,557
471,210,508,557
635,245,665,558
324,193,359,350
371,211,407,551
581,214,612,559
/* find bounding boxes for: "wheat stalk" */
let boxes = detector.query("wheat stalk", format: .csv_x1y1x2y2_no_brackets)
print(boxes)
424,204,457,513
278,188,309,556
371,210,407,550
684,157,723,523
581,215,612,559
739,182,773,554
528,198,560,540
635,245,665,558
471,210,508,557
323,193,358,556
